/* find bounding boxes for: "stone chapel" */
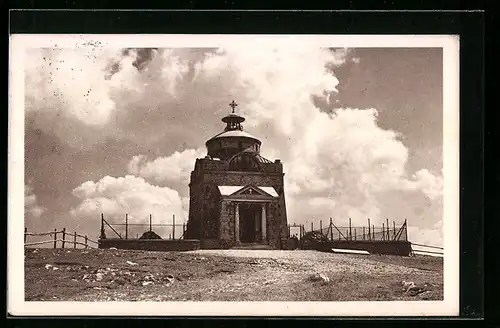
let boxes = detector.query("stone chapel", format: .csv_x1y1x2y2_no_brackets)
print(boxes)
185,101,288,249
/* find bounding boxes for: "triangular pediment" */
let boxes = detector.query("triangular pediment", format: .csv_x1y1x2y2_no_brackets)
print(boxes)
217,185,279,198
234,185,278,197
237,186,267,196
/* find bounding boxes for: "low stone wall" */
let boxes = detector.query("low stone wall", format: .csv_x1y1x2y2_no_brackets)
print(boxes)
304,240,412,256
200,239,222,249
99,239,200,252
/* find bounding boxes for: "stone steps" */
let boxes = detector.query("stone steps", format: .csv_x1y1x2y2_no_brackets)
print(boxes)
231,243,274,250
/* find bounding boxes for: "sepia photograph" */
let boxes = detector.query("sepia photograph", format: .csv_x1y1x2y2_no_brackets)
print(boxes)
9,34,459,316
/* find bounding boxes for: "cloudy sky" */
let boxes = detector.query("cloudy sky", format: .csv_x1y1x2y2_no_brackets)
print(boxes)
23,42,444,246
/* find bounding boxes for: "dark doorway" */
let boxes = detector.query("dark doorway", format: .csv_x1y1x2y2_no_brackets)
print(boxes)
239,203,261,243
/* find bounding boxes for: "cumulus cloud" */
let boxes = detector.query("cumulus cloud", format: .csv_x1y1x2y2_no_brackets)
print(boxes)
25,184,45,218
25,46,138,126
116,44,442,229
26,42,443,242
408,219,443,248
70,175,187,238
127,148,205,195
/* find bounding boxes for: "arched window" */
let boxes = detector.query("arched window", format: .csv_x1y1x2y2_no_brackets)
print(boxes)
229,153,261,172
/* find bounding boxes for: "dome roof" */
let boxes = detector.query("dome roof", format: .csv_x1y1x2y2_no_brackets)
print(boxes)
221,113,245,124
209,129,260,141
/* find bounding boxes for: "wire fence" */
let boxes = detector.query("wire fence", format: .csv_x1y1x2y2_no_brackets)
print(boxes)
288,218,443,256
99,213,187,240
288,218,409,242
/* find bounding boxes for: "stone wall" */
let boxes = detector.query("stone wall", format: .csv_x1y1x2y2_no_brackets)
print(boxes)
197,158,283,174
219,199,235,246
99,239,200,251
202,171,284,187
186,182,202,239
267,200,282,248
200,239,222,249
187,157,289,249
201,184,220,239
303,240,412,256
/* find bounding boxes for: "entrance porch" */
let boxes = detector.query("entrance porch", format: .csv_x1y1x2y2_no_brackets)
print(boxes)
234,202,267,244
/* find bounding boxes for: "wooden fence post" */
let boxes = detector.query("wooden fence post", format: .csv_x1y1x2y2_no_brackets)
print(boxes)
173,214,176,240
53,228,57,248
311,221,313,233
125,213,128,240
329,218,333,241
320,220,323,235
354,228,357,241
382,223,385,240
73,232,77,249
372,225,375,240
149,214,152,232
85,235,88,248
386,219,390,241
368,218,371,241
349,218,352,241
62,228,66,248
24,227,27,244
363,226,365,240
393,221,396,240
405,219,408,241
183,223,186,239
100,213,105,239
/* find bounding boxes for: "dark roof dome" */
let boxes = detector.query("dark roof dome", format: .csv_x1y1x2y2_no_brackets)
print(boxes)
221,113,245,124
205,100,263,160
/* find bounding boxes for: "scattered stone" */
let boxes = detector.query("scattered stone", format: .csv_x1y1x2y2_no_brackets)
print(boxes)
109,247,117,250
417,291,433,300
96,273,104,281
308,273,330,283
126,261,138,266
401,280,415,292
67,250,71,253
53,267,59,271
83,274,89,280
166,275,175,284
71,279,78,282
142,281,154,286
401,280,425,295
45,264,52,270
33,249,38,254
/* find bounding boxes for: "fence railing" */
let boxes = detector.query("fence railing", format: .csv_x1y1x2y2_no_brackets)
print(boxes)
411,243,444,257
24,227,98,249
99,213,187,240
288,218,409,242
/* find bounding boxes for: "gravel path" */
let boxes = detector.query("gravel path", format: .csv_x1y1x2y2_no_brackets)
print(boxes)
188,249,431,275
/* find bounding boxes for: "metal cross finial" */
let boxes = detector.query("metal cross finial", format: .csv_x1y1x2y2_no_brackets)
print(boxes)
229,100,238,113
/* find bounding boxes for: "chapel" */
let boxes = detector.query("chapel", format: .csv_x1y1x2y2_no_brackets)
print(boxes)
185,101,288,249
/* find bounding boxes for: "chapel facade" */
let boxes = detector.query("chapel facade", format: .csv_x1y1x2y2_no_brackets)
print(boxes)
185,101,288,249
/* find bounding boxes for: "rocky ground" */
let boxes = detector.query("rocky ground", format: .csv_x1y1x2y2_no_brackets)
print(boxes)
24,248,443,302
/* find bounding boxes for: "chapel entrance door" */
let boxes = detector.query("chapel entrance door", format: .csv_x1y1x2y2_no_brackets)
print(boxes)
239,203,261,243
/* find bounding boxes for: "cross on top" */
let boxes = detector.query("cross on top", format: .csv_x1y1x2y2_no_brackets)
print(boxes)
229,100,238,113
